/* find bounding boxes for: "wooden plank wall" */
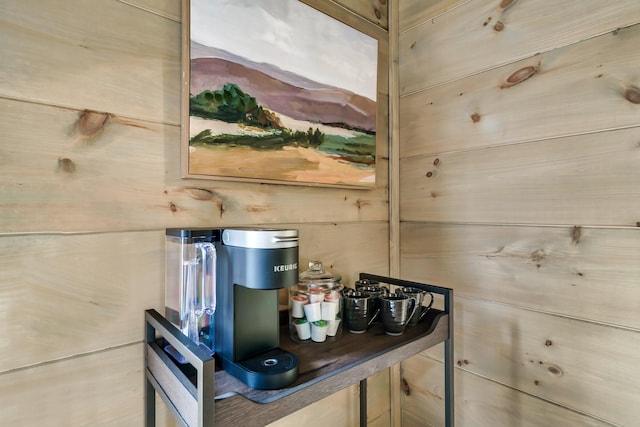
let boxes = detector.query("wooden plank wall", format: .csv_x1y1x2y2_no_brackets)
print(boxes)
398,0,640,426
0,0,391,426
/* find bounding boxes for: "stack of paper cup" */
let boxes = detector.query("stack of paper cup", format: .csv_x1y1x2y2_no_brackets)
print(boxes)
311,320,328,342
321,301,338,321
309,289,325,304
293,318,311,340
303,302,322,322
291,295,308,318
327,317,341,336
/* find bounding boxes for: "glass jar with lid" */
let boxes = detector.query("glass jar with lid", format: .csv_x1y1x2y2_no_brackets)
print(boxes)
289,261,343,342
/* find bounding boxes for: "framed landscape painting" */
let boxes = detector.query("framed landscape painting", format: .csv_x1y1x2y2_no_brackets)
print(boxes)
181,0,379,188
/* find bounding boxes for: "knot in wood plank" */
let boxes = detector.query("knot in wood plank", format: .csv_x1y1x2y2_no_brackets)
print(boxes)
530,249,546,262
185,187,215,201
246,205,271,213
547,364,563,376
57,157,76,173
501,65,539,89
401,377,410,396
500,0,517,9
624,86,640,104
354,199,371,209
77,109,110,137
571,225,582,245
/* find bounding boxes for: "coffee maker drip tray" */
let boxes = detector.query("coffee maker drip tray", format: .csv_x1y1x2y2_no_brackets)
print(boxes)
225,347,298,390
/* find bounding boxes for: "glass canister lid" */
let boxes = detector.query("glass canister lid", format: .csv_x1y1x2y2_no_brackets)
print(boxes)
298,261,342,289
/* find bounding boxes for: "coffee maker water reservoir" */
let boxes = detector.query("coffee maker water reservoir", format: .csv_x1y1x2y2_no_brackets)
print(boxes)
165,229,218,359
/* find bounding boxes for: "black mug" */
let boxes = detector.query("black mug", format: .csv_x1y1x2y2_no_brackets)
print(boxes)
343,291,379,333
397,287,434,326
380,293,418,336
356,285,388,319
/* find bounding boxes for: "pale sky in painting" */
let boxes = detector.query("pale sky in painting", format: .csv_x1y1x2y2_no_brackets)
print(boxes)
190,0,378,101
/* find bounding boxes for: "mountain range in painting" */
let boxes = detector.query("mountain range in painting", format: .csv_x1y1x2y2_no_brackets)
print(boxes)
190,41,376,133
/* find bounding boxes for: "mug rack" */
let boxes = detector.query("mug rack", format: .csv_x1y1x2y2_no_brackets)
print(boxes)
144,273,454,427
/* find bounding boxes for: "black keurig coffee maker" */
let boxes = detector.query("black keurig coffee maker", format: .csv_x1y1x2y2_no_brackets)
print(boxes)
213,228,299,389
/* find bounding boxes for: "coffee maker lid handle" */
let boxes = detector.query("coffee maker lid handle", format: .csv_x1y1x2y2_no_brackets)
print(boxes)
222,228,298,249
273,236,299,243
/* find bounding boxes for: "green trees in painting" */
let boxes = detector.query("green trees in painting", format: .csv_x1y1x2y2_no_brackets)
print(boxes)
190,126,327,151
190,83,327,150
190,83,284,130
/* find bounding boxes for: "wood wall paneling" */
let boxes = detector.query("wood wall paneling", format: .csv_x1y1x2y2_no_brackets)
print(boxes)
399,127,640,226
408,297,640,427
399,0,640,94
366,368,392,424
295,221,390,287
400,23,640,158
335,0,389,30
398,1,640,426
0,231,164,373
0,99,173,233
400,222,640,330
399,0,470,32
0,344,145,427
0,342,181,427
387,2,402,424
121,0,389,34
266,385,360,427
303,0,389,33
401,354,613,427
0,0,181,124
121,0,182,22
266,369,390,427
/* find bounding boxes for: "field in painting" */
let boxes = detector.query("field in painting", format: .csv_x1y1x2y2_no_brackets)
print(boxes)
188,113,376,186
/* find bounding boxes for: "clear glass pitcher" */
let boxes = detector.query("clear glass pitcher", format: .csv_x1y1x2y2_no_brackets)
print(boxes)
165,229,217,359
